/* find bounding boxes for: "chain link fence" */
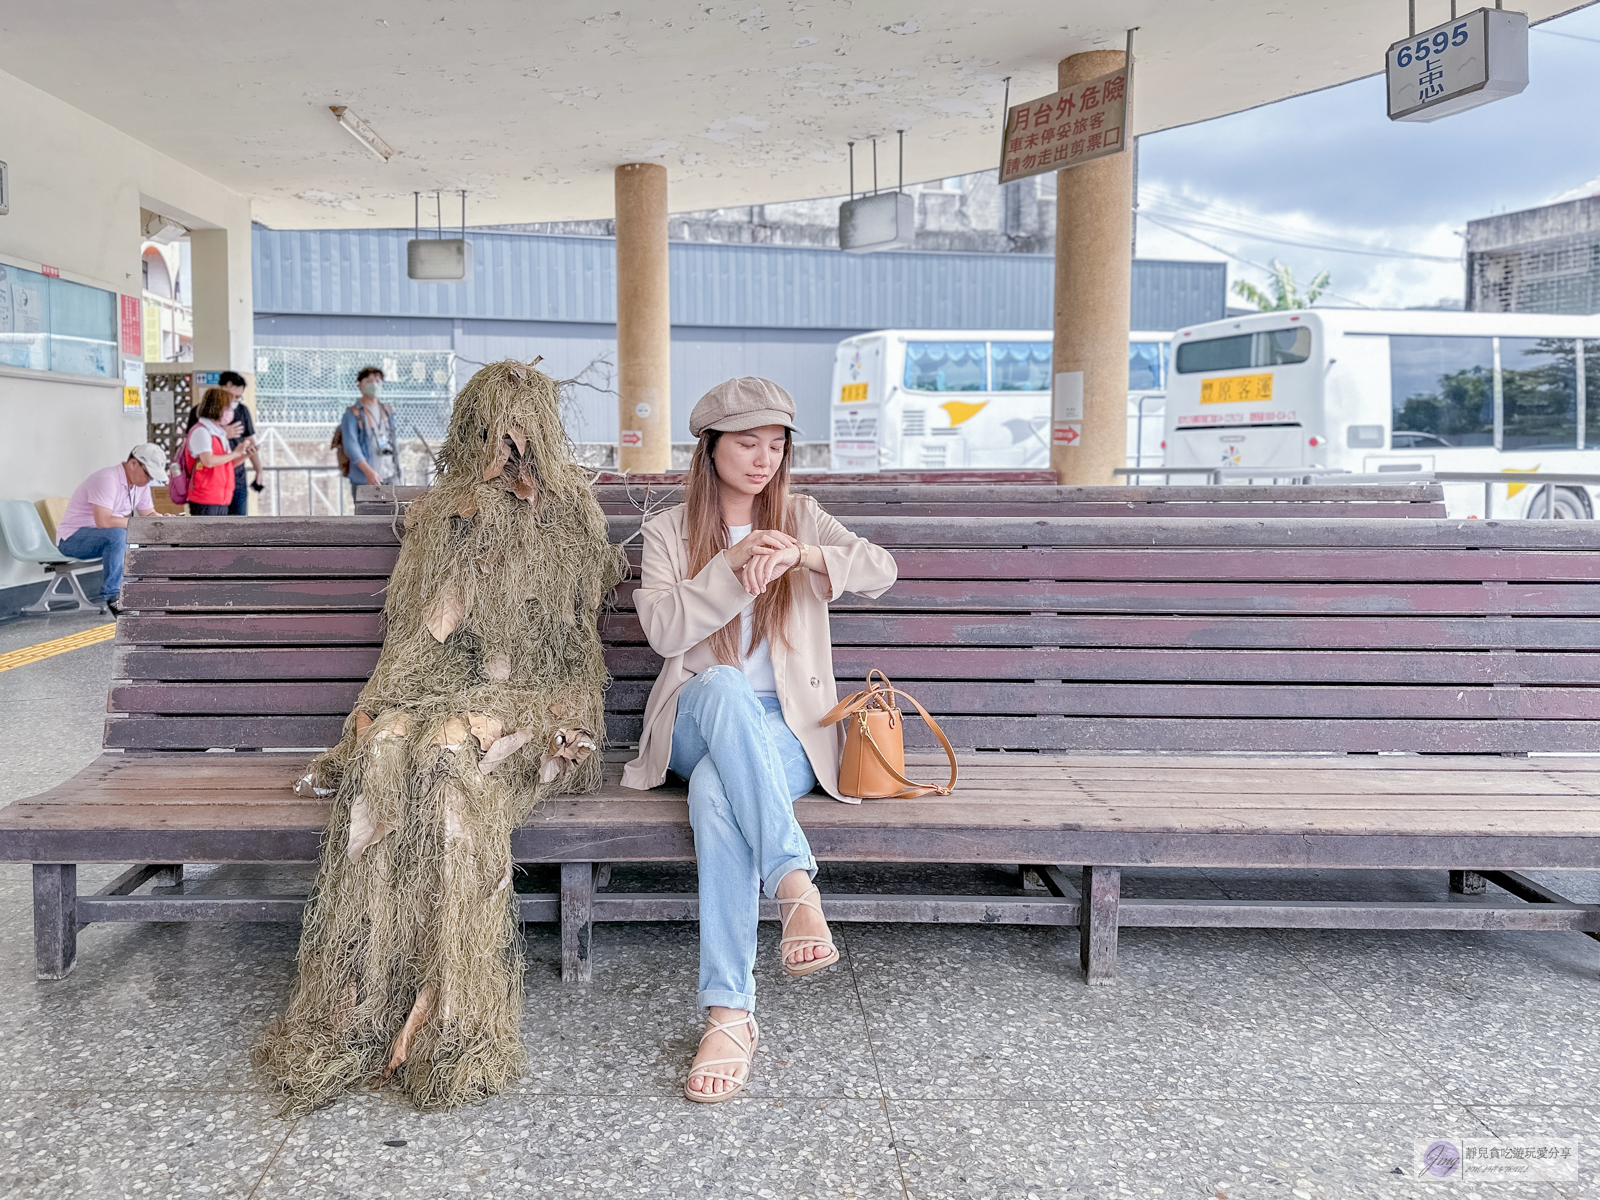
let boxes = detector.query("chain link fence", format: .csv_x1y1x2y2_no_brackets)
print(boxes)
254,347,458,442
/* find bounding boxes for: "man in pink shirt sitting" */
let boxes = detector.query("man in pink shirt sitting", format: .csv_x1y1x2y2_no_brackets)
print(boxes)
55,444,167,616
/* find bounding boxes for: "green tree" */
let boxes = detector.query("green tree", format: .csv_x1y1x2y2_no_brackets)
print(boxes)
1232,259,1331,311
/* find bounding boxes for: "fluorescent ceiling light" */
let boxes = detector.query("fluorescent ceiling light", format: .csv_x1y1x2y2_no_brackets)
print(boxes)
329,106,393,161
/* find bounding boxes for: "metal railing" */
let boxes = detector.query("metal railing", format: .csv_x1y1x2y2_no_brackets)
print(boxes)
259,465,346,516
1113,466,1600,518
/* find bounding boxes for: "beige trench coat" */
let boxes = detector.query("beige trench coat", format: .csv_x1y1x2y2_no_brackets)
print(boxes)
620,496,898,803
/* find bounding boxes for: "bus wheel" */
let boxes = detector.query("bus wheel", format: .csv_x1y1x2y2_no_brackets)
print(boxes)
1528,486,1592,520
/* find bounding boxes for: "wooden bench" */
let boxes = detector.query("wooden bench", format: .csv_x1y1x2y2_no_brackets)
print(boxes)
5,512,1600,987
358,481,1448,519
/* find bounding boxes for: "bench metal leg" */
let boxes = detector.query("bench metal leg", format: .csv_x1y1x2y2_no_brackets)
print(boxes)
1450,870,1487,896
561,862,595,983
34,864,78,980
150,864,183,889
1080,865,1120,985
21,564,101,615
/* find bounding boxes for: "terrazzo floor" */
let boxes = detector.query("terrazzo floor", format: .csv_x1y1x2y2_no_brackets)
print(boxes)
1,609,1598,1198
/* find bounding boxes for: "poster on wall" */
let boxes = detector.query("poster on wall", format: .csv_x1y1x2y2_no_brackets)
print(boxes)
120,295,142,356
0,263,46,370
122,358,145,411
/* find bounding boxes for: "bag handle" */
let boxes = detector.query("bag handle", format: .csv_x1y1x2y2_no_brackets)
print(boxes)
818,668,900,727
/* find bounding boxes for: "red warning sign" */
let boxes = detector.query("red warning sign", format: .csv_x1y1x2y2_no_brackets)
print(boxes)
1052,423,1082,446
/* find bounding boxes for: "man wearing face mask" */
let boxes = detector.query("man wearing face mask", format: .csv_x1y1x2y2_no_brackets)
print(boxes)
337,365,401,501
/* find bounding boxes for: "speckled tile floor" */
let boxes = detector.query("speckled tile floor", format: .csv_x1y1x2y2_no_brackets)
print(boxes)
1,618,1598,1198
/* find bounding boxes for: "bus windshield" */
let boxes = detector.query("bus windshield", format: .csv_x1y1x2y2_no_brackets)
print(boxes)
1175,327,1311,374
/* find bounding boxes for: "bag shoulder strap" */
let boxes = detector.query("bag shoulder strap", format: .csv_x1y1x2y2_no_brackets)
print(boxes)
862,686,958,798
821,684,959,798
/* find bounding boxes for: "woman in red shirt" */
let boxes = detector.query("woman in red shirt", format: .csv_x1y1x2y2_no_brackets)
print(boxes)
186,388,250,514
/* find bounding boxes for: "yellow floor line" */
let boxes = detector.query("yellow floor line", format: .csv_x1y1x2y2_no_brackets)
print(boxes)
0,622,116,673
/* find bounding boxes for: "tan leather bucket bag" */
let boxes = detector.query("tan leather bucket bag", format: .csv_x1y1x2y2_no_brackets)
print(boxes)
819,670,958,800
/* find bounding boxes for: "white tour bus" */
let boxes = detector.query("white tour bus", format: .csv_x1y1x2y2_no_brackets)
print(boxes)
1165,309,1600,518
829,329,1171,472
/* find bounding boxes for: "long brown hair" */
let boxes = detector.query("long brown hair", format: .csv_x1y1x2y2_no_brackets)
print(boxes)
684,427,799,665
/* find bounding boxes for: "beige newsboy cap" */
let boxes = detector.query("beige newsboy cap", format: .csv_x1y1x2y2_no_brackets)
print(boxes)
689,376,799,438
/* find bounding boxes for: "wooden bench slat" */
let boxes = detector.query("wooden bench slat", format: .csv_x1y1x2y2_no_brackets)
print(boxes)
119,579,393,610
99,712,1600,754
126,547,401,577
607,612,1600,651
111,610,1600,652
368,481,1447,505
130,514,1600,552
116,646,1600,687
103,716,344,750
111,683,364,715
122,546,1600,587
108,680,1600,722
616,647,1600,685
596,680,1600,720
881,548,1600,583
114,647,382,681
118,576,1600,617
710,502,1449,518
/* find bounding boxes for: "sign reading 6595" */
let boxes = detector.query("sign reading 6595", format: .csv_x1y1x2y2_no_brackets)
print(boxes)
1386,7,1528,123
1395,21,1469,67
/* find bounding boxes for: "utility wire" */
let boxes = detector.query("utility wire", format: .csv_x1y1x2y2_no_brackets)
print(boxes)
1137,212,1375,308
1139,192,1461,262
1533,27,1600,44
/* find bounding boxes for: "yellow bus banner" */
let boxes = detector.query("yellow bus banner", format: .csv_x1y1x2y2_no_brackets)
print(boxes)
1200,373,1274,405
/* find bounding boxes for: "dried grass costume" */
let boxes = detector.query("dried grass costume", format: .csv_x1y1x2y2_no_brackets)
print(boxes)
254,361,625,1114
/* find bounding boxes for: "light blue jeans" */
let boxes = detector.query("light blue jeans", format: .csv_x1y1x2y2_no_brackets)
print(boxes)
669,665,818,1013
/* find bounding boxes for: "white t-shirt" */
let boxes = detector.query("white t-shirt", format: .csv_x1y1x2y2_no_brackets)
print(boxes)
187,417,228,460
726,523,778,696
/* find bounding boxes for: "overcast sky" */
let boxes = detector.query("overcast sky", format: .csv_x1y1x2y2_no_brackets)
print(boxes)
1135,3,1600,310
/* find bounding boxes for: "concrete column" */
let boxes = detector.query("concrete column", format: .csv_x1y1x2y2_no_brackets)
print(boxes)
614,163,671,473
1052,49,1134,486
188,229,241,371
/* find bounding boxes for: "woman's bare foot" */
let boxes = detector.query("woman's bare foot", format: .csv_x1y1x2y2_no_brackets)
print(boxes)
686,1006,755,1097
776,869,832,967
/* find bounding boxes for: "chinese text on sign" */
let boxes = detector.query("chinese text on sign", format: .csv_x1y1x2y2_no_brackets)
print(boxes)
999,65,1128,185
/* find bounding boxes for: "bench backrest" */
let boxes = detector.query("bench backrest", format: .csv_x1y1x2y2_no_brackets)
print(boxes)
357,482,1447,518
115,513,1600,757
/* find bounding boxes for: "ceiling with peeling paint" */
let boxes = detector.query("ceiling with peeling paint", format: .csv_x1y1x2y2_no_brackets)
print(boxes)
0,1,1590,229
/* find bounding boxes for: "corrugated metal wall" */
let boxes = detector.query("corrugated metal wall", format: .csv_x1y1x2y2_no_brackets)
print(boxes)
1132,261,1227,330
253,227,1226,441
254,226,1064,329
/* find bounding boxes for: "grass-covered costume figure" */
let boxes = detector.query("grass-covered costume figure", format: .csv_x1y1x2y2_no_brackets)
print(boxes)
254,360,624,1114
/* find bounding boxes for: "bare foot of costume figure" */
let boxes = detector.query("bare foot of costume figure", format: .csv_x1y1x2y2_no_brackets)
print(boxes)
255,366,895,1112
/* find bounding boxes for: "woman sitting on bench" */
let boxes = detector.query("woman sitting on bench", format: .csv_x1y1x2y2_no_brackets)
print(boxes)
623,377,897,1103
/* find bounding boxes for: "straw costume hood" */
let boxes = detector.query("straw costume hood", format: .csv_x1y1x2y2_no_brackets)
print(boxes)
254,360,624,1114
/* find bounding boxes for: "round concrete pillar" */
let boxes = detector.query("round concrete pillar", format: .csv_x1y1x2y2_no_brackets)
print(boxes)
614,162,671,473
1051,49,1134,486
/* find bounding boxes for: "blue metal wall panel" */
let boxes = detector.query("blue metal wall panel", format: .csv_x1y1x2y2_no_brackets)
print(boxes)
255,227,1063,330
1131,260,1228,330
255,225,1225,332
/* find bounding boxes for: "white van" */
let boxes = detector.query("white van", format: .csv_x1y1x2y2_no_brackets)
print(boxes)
830,329,1171,472
1165,309,1600,518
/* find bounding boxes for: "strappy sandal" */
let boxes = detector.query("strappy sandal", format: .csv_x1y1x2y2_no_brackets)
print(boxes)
684,1011,759,1104
778,882,840,978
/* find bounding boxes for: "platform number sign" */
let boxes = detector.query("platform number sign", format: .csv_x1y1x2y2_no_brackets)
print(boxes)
1386,7,1527,122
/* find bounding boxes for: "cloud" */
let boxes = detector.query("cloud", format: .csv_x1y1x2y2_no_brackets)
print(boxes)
1136,5,1600,308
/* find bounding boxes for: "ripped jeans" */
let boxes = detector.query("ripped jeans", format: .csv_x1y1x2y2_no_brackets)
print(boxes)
669,665,818,1012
